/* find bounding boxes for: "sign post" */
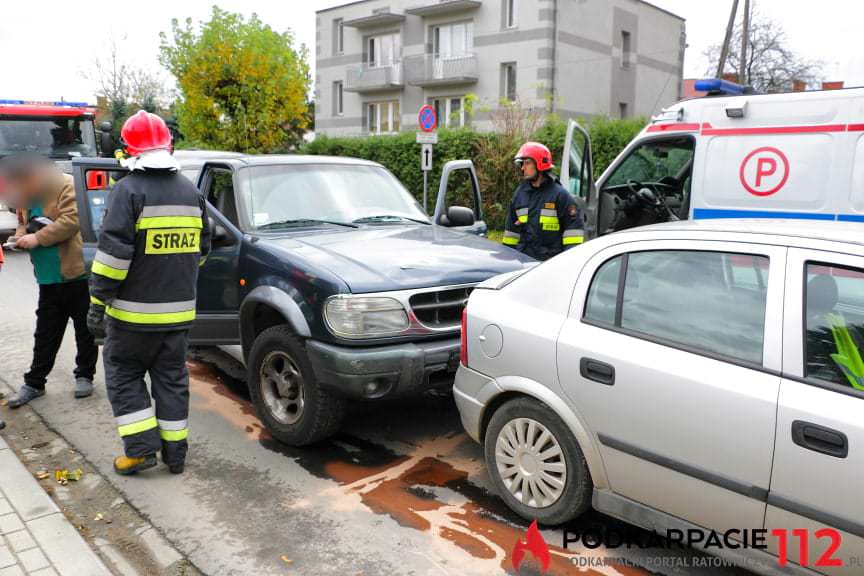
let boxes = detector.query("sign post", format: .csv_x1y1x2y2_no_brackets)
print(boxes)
417,105,438,213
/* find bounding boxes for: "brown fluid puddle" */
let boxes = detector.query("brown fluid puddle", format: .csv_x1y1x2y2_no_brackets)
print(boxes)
188,355,648,575
321,449,646,576
187,360,269,440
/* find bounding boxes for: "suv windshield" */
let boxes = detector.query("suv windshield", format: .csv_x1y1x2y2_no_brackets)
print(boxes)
0,118,97,158
245,164,429,230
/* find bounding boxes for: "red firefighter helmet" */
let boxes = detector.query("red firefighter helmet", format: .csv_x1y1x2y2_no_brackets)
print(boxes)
514,141,554,172
120,111,172,157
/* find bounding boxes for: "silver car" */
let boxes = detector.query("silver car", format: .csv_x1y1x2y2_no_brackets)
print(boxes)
455,220,864,575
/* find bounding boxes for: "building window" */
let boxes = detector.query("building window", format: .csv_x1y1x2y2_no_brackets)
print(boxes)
368,33,401,68
367,100,401,134
431,96,467,128
619,102,628,118
333,81,343,116
505,0,517,29
502,62,517,102
333,18,344,55
621,30,631,69
433,22,473,57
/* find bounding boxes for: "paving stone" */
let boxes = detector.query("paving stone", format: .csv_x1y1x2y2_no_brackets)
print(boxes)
0,546,15,569
26,514,111,576
0,566,24,576
3,531,35,553
0,451,57,521
0,515,23,537
29,569,58,576
15,548,49,573
0,501,12,517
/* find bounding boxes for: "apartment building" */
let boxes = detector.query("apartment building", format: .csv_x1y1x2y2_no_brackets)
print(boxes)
315,0,685,136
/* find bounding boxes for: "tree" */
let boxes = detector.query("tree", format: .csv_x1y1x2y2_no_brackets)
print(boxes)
704,6,823,93
159,7,311,153
81,37,173,139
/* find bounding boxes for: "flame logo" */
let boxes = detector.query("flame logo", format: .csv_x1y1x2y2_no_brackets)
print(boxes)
511,520,551,573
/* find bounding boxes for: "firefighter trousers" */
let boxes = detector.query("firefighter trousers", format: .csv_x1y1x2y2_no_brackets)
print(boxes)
103,324,190,466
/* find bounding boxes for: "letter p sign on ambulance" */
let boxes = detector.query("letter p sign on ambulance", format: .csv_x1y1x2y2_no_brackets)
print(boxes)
739,146,790,197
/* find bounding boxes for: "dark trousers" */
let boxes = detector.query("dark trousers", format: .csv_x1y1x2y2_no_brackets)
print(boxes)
103,324,190,465
24,279,98,390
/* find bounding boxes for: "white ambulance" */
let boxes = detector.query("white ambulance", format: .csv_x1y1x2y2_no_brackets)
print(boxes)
562,79,864,239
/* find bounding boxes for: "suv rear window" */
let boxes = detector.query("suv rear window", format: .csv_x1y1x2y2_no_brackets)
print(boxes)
583,250,769,364
805,263,864,391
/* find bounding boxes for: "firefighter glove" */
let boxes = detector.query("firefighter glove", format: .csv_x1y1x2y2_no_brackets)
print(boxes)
87,304,106,339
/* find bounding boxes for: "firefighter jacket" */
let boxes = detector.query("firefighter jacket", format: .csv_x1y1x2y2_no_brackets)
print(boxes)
89,170,211,331
502,176,584,261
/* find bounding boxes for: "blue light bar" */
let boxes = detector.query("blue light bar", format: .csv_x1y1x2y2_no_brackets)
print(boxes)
0,99,93,107
694,78,746,95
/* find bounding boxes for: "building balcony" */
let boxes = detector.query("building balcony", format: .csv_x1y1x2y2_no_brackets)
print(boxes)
405,0,481,17
403,53,478,87
345,63,404,93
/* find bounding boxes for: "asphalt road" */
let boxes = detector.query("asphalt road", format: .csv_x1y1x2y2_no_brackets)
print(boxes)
0,250,751,576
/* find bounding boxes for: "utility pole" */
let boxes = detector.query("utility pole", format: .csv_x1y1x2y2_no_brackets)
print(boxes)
739,0,751,85
716,0,739,78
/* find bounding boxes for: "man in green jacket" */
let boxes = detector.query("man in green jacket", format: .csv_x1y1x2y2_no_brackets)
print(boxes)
1,153,98,408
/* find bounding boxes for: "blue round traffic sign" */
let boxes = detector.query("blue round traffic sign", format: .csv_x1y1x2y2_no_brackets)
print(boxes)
419,105,437,132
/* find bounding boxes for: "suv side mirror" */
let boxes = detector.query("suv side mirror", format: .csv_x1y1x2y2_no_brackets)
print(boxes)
440,206,475,227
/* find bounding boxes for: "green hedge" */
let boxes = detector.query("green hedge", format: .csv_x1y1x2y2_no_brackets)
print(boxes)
301,116,645,229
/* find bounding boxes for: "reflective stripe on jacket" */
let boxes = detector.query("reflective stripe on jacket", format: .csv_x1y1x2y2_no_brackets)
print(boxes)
89,170,211,331
502,176,584,260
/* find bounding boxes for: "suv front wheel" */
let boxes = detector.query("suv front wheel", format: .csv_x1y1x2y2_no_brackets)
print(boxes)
247,325,345,446
485,397,592,525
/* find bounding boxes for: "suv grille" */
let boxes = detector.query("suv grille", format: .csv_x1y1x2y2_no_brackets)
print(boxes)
409,287,474,329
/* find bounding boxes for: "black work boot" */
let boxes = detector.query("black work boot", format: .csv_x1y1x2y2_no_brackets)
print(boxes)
161,449,185,474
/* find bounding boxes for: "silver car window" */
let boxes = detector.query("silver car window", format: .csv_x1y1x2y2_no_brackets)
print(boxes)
583,250,769,365
805,262,864,391
584,255,622,325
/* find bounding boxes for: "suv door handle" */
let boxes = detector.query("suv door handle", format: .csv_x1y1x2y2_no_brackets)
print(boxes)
791,420,848,458
580,358,615,386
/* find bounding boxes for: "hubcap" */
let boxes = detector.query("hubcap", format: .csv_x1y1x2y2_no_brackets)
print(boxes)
259,351,305,425
495,417,567,508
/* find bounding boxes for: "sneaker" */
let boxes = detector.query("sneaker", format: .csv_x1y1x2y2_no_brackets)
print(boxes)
74,378,94,399
113,454,157,476
8,385,45,409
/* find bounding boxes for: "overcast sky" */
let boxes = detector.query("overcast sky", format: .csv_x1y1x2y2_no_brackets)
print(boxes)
1,0,862,103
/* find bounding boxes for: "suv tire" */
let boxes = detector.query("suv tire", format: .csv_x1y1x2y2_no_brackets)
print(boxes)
247,325,345,446
484,397,592,525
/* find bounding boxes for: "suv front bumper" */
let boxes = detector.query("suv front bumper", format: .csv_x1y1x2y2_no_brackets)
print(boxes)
306,338,461,399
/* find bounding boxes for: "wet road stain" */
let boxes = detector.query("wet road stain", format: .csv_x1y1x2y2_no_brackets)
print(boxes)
186,351,650,576
187,357,269,441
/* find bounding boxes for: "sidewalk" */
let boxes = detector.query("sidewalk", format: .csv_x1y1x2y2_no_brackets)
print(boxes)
0,434,111,576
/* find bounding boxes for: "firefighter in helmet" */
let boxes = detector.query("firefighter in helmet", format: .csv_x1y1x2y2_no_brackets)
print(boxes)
87,111,210,476
502,142,584,260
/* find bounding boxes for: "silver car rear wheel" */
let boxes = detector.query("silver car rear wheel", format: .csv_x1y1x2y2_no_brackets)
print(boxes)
495,417,567,508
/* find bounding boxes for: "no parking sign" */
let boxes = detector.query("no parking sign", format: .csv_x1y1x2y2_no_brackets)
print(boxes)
418,105,437,132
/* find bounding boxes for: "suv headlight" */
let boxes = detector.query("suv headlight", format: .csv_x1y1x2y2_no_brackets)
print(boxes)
324,296,409,338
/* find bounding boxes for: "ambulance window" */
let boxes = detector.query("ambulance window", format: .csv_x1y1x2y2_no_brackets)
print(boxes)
605,138,694,189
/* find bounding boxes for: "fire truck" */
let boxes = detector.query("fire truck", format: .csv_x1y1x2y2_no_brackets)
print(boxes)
0,100,112,237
